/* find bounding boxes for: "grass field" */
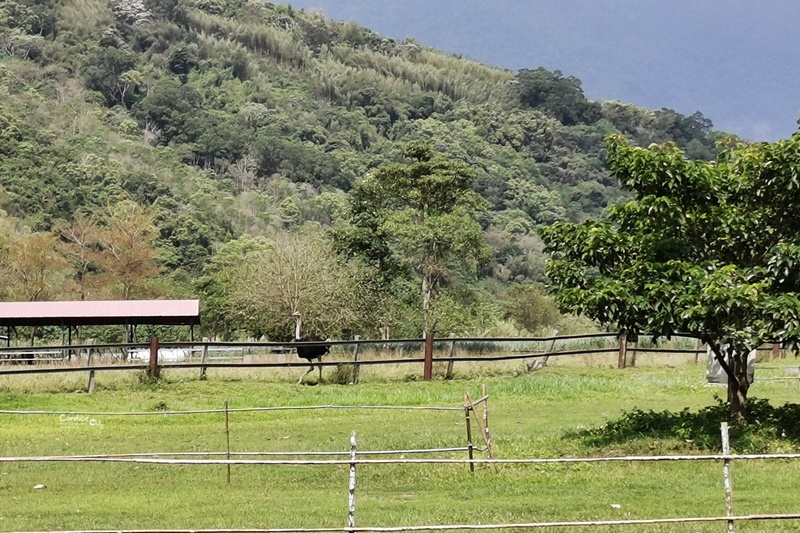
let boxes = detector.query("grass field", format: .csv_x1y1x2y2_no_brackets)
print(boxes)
1,354,799,532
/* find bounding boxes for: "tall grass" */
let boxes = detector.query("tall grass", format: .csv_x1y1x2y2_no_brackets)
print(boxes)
186,9,310,68
323,44,513,104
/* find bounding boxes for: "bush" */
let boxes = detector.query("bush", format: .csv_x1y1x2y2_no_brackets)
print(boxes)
572,397,800,453
327,363,355,385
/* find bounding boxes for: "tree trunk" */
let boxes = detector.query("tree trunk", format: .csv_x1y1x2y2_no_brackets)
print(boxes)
421,273,432,334
727,348,751,423
709,342,751,422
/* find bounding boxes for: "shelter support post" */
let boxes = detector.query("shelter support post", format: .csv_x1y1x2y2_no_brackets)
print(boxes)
189,322,194,358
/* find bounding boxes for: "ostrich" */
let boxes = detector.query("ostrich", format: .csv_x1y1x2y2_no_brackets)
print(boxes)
292,311,330,385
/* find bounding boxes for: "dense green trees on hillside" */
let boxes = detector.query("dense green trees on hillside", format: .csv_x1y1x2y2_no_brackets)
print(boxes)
339,142,491,334
0,0,733,341
516,68,601,126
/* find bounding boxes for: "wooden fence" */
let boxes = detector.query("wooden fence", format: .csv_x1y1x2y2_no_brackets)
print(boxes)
0,389,494,476
0,333,789,390
2,423,799,532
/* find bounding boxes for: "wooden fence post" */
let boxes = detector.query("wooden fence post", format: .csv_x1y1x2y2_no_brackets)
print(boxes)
347,431,357,532
86,349,96,393
540,329,559,367
721,422,735,533
465,392,494,462
445,333,456,380
617,334,628,369
629,341,637,368
351,335,362,385
528,329,558,371
199,343,209,380
481,384,491,459
773,343,781,359
423,332,434,381
463,395,474,473
148,336,160,380
225,400,231,484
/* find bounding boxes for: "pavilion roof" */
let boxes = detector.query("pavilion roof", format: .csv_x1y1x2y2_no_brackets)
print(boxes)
0,300,200,327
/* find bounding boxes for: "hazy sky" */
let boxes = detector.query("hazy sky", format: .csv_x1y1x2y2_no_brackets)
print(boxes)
286,0,800,141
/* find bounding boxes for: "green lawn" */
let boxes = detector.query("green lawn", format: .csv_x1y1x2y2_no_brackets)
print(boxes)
1,358,799,532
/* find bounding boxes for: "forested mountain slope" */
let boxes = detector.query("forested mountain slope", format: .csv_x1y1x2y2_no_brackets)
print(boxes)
0,0,727,340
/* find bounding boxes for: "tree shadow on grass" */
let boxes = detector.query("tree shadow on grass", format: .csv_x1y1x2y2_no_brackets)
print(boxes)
567,397,800,454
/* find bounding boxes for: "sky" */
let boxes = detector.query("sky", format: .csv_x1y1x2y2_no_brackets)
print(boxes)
286,0,800,141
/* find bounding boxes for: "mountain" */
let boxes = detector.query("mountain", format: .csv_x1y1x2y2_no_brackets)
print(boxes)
287,0,800,142
0,0,728,338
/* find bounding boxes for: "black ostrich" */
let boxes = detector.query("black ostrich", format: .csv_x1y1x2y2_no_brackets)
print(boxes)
292,311,330,385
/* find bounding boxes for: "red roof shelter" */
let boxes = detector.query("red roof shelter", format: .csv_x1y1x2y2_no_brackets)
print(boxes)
0,300,200,345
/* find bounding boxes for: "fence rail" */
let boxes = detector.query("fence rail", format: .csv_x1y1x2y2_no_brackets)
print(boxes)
4,451,800,465
10,515,800,533
2,423,798,532
0,335,791,389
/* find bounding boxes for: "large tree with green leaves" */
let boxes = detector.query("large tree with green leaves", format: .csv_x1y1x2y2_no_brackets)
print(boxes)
342,141,491,334
540,133,800,420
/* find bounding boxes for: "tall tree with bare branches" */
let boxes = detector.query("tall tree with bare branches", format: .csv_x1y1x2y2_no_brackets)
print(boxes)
58,214,101,300
4,231,70,302
94,201,162,299
222,230,364,339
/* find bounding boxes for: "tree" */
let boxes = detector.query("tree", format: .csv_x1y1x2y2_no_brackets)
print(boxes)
94,201,162,299
343,141,491,333
515,68,602,126
540,133,800,420
504,283,560,334
222,231,365,340
1,230,70,302
58,215,101,300
197,235,274,339
82,47,140,108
